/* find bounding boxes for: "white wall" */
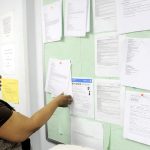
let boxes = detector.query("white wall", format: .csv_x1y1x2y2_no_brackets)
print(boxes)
26,0,41,149
27,0,56,149
0,0,30,115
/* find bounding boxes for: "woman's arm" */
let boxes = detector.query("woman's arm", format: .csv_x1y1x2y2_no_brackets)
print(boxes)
0,94,72,142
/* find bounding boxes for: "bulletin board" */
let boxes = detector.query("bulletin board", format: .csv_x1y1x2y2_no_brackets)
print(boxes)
43,0,150,149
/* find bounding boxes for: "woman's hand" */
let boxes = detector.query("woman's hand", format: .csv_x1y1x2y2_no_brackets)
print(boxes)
55,93,73,107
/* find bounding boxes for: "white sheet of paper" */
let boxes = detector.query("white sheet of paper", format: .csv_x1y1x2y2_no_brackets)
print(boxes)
117,0,150,33
0,12,14,40
50,145,95,150
95,33,120,77
93,0,117,33
43,0,62,43
120,36,150,90
0,43,16,75
45,59,72,96
70,78,94,118
124,91,150,145
95,79,124,125
71,116,103,150
64,0,88,37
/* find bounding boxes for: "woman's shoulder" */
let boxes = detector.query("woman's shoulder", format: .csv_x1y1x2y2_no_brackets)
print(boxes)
0,100,13,127
0,99,5,106
0,100,15,110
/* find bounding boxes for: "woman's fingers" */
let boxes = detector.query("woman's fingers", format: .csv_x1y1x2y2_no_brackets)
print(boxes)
67,95,73,104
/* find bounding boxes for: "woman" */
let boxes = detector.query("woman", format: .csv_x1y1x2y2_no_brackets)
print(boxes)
0,76,73,150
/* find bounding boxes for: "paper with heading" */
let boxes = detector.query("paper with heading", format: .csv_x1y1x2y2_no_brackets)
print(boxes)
95,33,120,77
93,0,117,33
71,116,103,150
45,59,72,96
124,91,150,145
2,78,19,103
120,36,150,90
95,79,124,125
70,78,94,118
64,0,88,37
43,0,62,43
117,0,150,33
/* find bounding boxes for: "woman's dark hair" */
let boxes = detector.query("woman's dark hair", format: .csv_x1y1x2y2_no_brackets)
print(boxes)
0,99,15,111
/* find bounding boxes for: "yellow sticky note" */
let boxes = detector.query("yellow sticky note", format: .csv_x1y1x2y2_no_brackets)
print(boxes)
1,78,19,104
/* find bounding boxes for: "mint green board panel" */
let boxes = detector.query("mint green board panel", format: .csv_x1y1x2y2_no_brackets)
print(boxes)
44,35,95,77
43,0,95,144
110,125,150,150
43,0,150,149
44,34,95,144
46,105,71,143
43,0,95,143
45,93,71,143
